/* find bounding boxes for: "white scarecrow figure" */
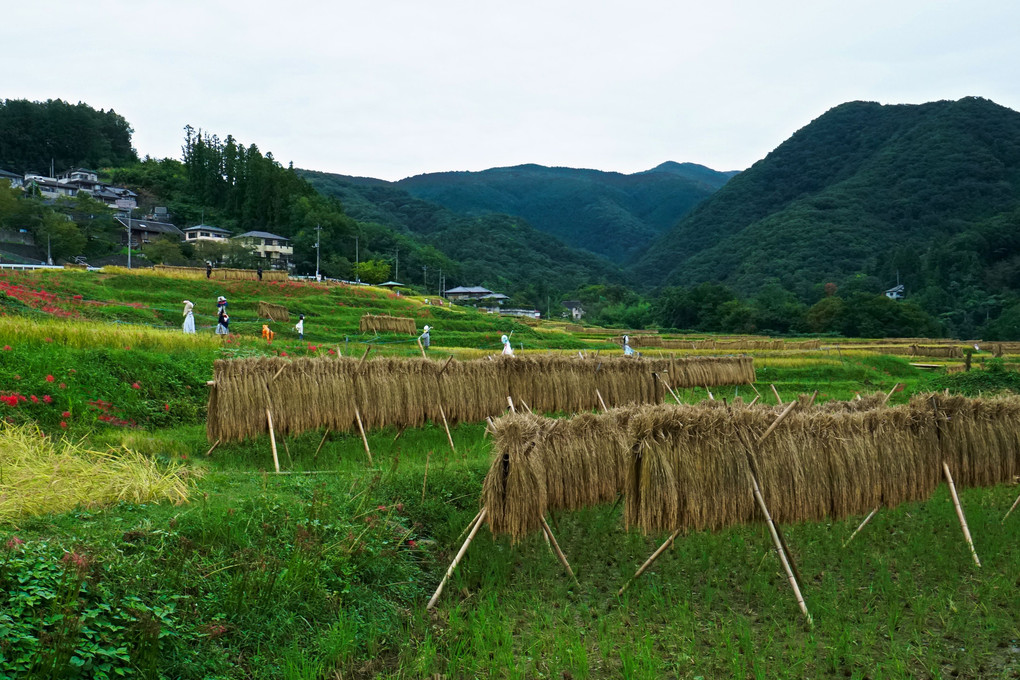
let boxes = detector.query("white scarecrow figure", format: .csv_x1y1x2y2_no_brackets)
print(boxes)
501,333,514,356
623,334,634,356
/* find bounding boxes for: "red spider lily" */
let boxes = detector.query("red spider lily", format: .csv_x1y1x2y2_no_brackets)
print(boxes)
2,345,9,351
30,395,39,403
5,536,24,550
131,382,141,389
61,411,70,418
0,395,19,407
58,382,66,389
60,421,67,429
164,403,170,411
406,539,418,548
43,395,52,404
45,374,55,382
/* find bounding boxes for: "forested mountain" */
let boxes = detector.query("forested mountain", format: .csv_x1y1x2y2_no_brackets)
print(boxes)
300,170,626,297
0,99,137,172
633,97,1020,334
392,162,733,262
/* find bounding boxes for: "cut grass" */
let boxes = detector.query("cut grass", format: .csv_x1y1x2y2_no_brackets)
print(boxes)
0,420,193,524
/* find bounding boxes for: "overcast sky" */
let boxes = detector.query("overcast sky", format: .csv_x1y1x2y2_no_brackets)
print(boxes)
4,1,1019,181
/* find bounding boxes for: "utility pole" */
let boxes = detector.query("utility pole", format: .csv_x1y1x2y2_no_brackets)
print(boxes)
438,268,443,298
126,208,132,269
422,264,428,292
355,235,360,284
314,224,322,281
394,248,399,281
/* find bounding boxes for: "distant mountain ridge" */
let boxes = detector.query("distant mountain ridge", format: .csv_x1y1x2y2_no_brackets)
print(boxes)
632,97,1020,309
392,162,735,262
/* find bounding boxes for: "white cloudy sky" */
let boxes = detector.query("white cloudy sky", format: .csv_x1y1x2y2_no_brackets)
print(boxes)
4,1,1018,180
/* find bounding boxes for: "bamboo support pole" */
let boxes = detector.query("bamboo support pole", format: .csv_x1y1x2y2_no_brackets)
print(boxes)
507,396,517,414
357,346,372,374
653,372,681,404
618,527,682,596
882,383,900,405
271,364,287,382
748,467,813,626
313,428,330,460
756,401,798,446
750,383,762,398
438,355,454,377
540,517,580,587
843,507,879,548
457,510,483,541
748,395,760,407
354,407,373,465
205,439,221,457
266,409,281,473
1003,492,1020,524
438,403,456,453
422,451,431,502
770,384,783,405
427,507,488,610
483,416,494,439
417,338,427,358
596,389,609,413
807,390,818,407
942,463,981,567
705,386,714,401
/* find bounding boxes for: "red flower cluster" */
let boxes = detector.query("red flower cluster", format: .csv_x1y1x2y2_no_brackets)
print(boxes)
88,399,137,428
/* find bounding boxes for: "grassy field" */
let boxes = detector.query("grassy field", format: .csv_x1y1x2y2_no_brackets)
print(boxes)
1,268,1019,679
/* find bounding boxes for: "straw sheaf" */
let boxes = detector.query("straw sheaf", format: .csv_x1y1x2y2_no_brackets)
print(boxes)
153,264,288,281
483,414,548,542
206,354,754,442
257,301,290,322
359,314,417,335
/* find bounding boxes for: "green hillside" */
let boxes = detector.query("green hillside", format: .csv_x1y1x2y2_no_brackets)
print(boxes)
391,163,732,262
633,98,1020,335
300,169,627,298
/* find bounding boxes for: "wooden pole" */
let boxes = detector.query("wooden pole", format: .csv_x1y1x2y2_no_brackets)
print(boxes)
618,527,682,596
596,389,609,413
271,363,287,382
770,384,783,405
748,467,813,625
456,510,483,541
438,355,454,377
704,386,714,401
748,395,760,407
1003,491,1020,524
507,396,517,414
843,507,879,548
427,507,488,610
266,409,280,473
943,462,981,567
205,439,221,457
421,450,431,503
282,437,292,467
540,517,580,587
483,416,494,439
750,383,762,399
417,338,427,358
882,383,900,406
354,407,373,465
806,390,818,407
312,428,331,461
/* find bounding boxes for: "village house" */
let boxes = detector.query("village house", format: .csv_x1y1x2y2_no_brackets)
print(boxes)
233,231,292,268
183,224,232,243
115,216,184,248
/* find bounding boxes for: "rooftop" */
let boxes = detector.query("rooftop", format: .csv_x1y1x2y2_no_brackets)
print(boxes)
234,230,289,241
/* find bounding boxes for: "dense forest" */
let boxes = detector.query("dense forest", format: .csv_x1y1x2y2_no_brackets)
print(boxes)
633,97,1020,338
392,162,734,262
0,99,137,173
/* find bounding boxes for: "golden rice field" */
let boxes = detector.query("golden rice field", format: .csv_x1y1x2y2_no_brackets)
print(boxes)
0,315,223,351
